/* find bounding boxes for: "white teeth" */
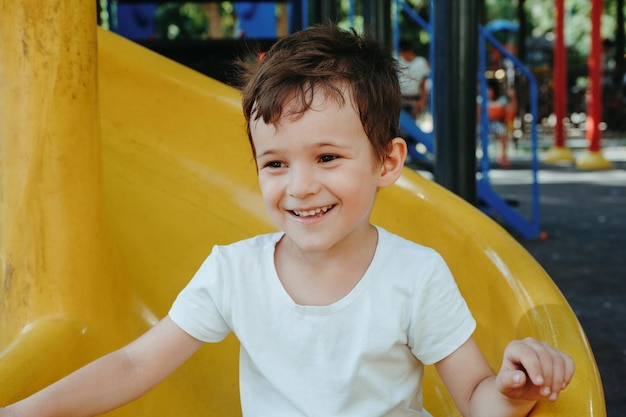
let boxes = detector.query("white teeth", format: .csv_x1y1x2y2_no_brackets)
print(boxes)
293,205,333,217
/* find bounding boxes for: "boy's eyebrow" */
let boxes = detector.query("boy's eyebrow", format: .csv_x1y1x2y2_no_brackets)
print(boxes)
312,140,350,148
254,141,351,160
255,148,277,159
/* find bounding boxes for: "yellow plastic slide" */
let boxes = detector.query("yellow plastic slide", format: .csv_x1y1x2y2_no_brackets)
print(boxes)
0,13,604,417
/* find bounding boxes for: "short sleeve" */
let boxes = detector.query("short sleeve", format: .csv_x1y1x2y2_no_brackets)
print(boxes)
168,247,232,343
408,252,476,365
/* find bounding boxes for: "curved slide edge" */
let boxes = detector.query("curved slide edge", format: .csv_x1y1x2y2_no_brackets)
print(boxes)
0,29,605,417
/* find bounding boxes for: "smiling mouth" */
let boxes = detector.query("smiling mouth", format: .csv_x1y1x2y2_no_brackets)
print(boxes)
291,205,334,218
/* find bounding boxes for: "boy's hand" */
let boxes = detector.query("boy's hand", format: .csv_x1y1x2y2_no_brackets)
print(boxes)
496,337,575,402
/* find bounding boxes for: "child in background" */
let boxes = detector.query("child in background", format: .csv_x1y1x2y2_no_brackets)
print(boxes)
487,80,518,167
0,25,573,417
398,38,430,119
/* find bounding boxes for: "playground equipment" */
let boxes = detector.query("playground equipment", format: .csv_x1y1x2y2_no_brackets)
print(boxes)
478,23,543,240
545,0,613,169
577,0,613,169
543,0,575,164
396,3,543,239
0,3,605,417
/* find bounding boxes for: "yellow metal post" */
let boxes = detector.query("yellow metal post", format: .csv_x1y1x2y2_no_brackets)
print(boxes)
0,0,113,342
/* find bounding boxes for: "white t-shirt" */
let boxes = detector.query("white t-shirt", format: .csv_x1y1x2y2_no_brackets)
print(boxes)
398,56,430,98
169,227,475,417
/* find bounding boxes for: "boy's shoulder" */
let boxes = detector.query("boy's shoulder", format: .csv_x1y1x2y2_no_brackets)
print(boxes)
375,226,443,261
214,231,283,254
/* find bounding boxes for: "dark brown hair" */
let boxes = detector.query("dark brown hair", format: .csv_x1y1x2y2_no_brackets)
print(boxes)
240,24,401,165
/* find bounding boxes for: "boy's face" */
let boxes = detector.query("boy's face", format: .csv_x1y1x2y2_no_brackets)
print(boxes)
251,90,387,254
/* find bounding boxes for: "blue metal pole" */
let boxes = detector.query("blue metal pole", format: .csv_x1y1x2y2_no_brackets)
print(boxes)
479,25,542,238
349,0,355,27
302,0,308,28
401,1,431,32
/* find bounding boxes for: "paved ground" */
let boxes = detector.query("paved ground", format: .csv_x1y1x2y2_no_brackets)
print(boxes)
487,138,626,417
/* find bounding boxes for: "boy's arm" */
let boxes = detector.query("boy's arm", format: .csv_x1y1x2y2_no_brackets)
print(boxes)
0,316,203,417
435,337,574,417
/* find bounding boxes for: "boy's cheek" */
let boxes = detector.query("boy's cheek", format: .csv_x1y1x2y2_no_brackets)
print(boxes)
258,178,281,200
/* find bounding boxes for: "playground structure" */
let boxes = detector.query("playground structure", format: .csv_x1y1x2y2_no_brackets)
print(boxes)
397,4,543,239
477,23,543,240
0,1,606,416
397,0,613,237
543,0,613,170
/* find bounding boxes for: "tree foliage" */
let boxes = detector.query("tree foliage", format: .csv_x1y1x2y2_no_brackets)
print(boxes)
485,0,622,57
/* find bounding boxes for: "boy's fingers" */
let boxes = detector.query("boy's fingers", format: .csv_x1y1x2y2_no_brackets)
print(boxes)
530,340,575,396
499,369,528,391
507,338,575,395
549,354,565,394
551,349,576,396
564,352,575,387
500,338,575,402
534,341,557,389
554,349,575,391
505,338,545,386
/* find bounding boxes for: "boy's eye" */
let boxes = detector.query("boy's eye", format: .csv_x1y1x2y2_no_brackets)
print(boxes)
319,154,339,163
263,161,284,168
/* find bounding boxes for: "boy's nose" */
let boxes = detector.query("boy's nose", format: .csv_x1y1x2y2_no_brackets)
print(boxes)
287,166,320,198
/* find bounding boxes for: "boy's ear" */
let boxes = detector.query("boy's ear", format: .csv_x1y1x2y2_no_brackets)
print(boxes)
377,137,407,188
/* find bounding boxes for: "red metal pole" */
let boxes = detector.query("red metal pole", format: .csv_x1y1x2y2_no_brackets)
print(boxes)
576,0,612,169
553,0,567,148
587,0,603,152
544,0,574,163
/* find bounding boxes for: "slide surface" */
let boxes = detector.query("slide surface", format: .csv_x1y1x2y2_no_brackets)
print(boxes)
0,30,605,417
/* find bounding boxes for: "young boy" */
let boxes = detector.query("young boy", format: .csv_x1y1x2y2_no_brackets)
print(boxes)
0,24,573,417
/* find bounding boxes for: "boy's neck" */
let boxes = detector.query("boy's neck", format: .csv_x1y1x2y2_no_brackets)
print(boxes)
274,225,378,306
